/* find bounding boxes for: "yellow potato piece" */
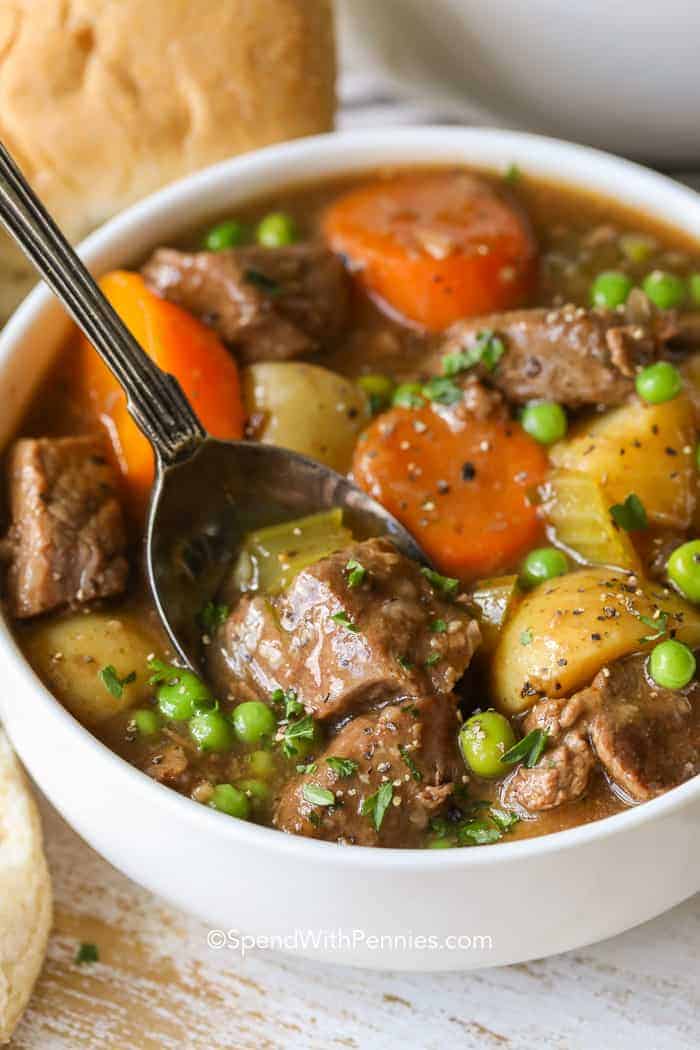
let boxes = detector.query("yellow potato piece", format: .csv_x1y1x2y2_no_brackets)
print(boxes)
550,394,696,529
491,567,700,714
243,362,371,473
24,612,161,727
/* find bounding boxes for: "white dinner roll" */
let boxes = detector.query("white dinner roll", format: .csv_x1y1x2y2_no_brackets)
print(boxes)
0,730,52,1043
0,0,336,318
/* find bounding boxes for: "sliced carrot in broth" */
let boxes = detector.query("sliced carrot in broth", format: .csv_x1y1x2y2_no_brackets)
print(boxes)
323,172,538,331
353,402,548,581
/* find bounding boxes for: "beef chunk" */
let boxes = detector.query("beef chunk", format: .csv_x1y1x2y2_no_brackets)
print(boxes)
3,435,128,618
502,691,597,811
432,304,686,408
503,654,700,812
146,743,189,786
142,243,350,363
588,657,700,801
208,537,480,722
274,695,461,846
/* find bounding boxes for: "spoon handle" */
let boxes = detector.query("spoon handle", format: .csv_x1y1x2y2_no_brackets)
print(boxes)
0,140,205,466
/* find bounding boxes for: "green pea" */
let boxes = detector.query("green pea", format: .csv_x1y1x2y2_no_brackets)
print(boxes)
590,270,633,309
237,778,271,807
427,837,453,849
256,211,297,247
520,401,567,445
667,539,700,603
232,701,276,745
132,709,161,737
156,668,214,722
190,710,235,753
392,383,425,409
648,639,696,690
689,273,700,306
247,749,276,778
619,234,655,265
358,373,396,414
635,361,682,404
209,784,250,819
459,711,517,778
520,547,568,589
203,219,246,252
642,270,686,309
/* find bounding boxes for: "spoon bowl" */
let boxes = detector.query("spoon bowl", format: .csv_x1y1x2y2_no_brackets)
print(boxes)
147,438,424,668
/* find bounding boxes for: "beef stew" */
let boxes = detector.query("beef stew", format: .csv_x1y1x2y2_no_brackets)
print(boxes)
5,166,700,848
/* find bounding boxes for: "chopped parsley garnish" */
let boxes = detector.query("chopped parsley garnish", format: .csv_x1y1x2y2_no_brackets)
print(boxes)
442,329,505,377
281,714,316,758
99,665,136,699
428,803,519,847
501,728,549,768
421,376,463,406
345,559,367,588
396,654,413,671
75,942,99,965
197,600,229,633
331,610,359,632
425,652,441,667
421,566,459,600
361,782,393,831
520,628,533,646
609,493,648,532
243,268,280,294
296,762,317,774
326,756,359,778
504,162,522,184
272,687,304,719
489,806,520,833
399,746,422,782
430,618,447,633
639,611,669,643
457,820,503,846
302,783,336,807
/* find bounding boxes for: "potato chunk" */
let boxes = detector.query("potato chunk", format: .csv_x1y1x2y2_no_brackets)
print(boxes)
243,362,370,473
550,394,696,529
24,612,161,726
491,568,700,714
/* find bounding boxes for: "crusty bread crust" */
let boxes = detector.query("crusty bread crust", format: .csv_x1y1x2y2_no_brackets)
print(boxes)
0,0,336,317
0,730,52,1044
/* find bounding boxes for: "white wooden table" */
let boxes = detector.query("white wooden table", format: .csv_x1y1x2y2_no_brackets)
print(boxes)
8,794,699,1049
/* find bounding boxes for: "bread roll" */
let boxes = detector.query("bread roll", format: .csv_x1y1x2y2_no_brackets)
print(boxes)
0,730,52,1043
0,0,336,318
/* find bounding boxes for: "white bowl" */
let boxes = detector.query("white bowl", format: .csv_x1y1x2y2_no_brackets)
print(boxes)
338,0,700,166
1,128,699,972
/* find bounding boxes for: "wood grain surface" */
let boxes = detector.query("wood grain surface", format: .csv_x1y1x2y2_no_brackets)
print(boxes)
6,790,699,1049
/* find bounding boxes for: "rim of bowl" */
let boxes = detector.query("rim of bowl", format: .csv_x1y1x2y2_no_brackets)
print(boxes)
2,125,700,872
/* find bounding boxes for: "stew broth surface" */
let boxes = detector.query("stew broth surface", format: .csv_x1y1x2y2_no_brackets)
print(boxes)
8,165,700,848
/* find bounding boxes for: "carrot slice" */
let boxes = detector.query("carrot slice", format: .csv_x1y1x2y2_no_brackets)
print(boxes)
75,271,245,515
323,172,538,331
353,403,548,580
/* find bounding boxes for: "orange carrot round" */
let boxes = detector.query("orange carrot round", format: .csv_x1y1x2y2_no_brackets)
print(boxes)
75,271,245,515
323,172,538,331
353,403,548,580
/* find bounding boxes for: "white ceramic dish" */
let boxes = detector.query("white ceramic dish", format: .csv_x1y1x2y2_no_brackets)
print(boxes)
1,128,699,972
338,0,700,166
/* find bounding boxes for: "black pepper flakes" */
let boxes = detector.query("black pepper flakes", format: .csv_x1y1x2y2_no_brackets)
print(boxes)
461,462,477,481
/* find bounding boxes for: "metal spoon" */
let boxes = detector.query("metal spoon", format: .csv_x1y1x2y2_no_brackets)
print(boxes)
0,142,424,669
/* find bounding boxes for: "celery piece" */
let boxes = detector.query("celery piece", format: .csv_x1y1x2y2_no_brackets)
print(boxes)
232,509,352,595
